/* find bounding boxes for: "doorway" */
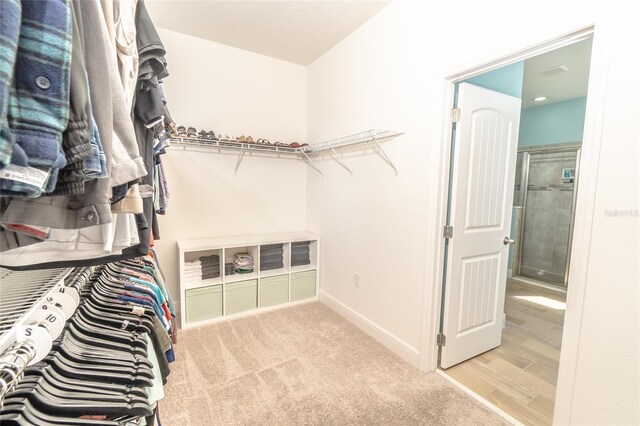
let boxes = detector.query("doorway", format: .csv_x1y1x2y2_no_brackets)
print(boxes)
437,35,593,425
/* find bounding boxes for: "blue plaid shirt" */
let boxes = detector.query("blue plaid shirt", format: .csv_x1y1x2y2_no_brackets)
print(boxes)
0,0,72,197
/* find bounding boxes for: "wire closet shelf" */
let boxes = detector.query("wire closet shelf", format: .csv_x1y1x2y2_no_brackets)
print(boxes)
169,129,404,175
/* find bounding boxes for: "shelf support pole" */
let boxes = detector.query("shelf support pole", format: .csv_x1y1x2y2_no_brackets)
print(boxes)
372,136,398,175
330,147,353,176
301,151,324,177
235,146,246,175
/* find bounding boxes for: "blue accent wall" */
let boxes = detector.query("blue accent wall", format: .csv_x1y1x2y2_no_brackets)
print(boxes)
465,61,524,98
519,97,587,147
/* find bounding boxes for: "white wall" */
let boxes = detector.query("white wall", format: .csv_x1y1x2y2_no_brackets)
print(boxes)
306,1,638,424
306,2,433,358
155,29,308,305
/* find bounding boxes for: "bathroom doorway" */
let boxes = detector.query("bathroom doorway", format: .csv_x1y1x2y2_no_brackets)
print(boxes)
508,37,592,290
438,34,593,425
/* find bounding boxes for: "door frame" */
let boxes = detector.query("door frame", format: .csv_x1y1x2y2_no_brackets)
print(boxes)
419,21,613,425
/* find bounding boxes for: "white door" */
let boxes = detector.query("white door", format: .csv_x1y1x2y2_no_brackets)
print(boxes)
440,83,521,369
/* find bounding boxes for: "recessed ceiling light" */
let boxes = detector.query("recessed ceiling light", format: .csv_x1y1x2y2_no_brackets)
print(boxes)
533,96,547,102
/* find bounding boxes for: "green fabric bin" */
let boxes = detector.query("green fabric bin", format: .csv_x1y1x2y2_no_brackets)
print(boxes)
225,279,257,315
186,285,222,323
291,270,316,301
260,275,289,307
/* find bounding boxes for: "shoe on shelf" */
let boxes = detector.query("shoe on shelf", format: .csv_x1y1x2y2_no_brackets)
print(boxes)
198,130,208,139
246,136,254,143
206,131,218,141
176,125,187,137
169,122,179,137
187,126,197,138
290,142,301,148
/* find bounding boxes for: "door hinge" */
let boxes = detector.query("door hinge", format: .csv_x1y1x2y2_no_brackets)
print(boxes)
443,225,453,239
451,108,461,122
437,333,447,347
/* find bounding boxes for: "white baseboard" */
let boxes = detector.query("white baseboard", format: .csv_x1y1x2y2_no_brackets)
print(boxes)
319,290,421,368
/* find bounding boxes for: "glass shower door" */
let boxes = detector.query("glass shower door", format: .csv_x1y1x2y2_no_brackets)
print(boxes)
516,147,580,287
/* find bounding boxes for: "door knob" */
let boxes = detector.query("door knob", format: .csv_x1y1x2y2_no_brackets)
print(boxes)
503,237,515,245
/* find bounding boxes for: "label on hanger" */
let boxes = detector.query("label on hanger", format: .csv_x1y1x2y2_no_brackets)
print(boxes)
132,306,145,316
0,164,49,189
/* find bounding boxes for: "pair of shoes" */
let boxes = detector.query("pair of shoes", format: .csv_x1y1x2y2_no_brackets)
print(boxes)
256,138,271,145
197,130,219,142
289,142,309,148
176,125,199,138
236,135,255,143
217,134,237,145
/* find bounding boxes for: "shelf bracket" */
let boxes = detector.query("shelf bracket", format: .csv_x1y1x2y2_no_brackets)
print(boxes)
301,151,324,177
371,136,398,175
235,146,246,174
330,147,353,176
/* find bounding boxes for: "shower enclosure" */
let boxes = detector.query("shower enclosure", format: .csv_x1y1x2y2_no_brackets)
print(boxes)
511,144,581,287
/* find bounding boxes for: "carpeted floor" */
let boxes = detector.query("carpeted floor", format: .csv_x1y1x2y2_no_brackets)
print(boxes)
160,302,508,425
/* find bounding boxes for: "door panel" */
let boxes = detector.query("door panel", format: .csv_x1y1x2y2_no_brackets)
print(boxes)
458,254,500,334
465,110,512,230
441,83,521,369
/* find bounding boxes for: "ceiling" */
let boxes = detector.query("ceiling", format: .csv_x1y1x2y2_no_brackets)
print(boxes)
522,38,592,108
145,0,390,66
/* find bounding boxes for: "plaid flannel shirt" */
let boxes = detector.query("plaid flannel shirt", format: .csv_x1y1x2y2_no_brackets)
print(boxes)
0,0,72,198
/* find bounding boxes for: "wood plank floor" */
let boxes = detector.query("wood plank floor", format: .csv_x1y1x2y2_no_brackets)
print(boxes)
444,279,566,426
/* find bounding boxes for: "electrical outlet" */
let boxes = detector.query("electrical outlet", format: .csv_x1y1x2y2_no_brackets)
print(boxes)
354,273,360,288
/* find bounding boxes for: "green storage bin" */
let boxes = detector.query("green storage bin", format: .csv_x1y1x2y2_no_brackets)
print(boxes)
291,270,316,301
186,285,222,323
225,279,257,315
260,275,289,307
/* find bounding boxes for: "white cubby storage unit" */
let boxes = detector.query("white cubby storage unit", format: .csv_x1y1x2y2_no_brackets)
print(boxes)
178,232,319,329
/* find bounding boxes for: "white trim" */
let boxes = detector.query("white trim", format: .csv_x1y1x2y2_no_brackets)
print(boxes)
419,70,456,372
553,17,613,425
436,370,523,426
422,23,607,425
445,25,594,83
319,290,421,368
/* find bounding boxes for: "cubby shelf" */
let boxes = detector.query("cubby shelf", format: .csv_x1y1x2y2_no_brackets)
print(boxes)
178,232,319,329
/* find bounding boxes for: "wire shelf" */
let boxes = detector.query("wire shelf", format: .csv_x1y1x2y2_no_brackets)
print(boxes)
169,129,404,175
0,268,71,338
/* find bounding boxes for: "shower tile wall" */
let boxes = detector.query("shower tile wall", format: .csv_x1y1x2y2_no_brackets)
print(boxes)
520,151,576,284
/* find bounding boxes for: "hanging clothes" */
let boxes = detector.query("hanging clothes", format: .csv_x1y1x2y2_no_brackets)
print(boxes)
0,0,174,269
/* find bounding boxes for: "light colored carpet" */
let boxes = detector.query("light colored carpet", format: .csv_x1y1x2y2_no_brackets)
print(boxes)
160,302,508,425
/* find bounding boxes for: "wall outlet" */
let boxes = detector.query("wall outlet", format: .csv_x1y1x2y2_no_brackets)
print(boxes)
354,273,360,288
